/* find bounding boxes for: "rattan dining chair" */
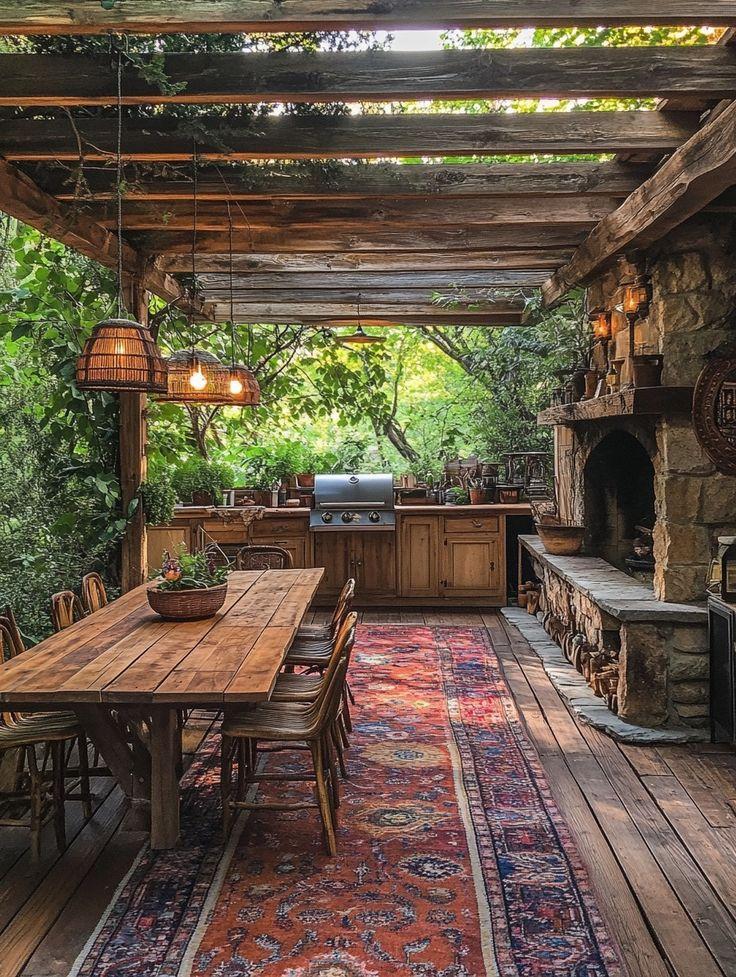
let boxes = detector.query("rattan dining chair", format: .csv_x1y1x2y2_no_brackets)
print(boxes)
50,590,85,632
295,577,355,644
0,618,92,858
236,545,294,571
81,572,108,615
220,617,354,854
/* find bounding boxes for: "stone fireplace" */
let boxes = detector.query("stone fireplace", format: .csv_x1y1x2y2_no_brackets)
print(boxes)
526,211,736,731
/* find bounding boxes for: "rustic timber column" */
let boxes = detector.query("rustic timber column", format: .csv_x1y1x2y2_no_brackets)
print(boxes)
120,282,149,592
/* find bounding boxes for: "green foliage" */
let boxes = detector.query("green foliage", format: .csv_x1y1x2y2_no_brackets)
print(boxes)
171,457,235,503
140,467,177,526
154,548,229,591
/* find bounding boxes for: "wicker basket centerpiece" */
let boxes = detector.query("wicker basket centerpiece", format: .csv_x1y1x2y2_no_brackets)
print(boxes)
148,548,229,621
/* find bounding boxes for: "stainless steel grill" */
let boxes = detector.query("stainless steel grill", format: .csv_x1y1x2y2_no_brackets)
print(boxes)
310,473,396,531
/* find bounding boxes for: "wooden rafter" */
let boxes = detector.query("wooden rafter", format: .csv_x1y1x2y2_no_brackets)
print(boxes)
137,224,589,256
206,305,528,325
159,249,574,274
542,97,736,306
0,158,202,311
40,162,653,202
4,48,736,106
200,287,530,305
199,270,549,288
1,1,734,33
0,112,700,162
88,195,618,231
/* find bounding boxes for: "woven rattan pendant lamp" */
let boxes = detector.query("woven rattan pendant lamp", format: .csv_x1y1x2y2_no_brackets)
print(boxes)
75,51,167,394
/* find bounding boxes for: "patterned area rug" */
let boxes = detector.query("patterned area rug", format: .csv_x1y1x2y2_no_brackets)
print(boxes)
71,626,624,977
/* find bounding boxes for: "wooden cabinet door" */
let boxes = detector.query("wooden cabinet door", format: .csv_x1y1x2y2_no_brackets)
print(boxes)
399,516,439,597
441,534,503,597
357,532,397,597
313,533,351,596
269,535,308,569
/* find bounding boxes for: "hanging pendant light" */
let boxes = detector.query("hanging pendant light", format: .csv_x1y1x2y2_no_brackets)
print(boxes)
76,50,167,394
336,294,385,347
223,206,260,406
156,349,233,404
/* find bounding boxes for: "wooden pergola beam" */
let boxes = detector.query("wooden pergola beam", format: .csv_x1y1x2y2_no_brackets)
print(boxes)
0,158,200,311
139,224,589,255
0,112,699,162
160,249,574,274
200,269,549,288
4,48,736,106
542,97,736,306
200,287,531,305
89,195,618,230
42,162,653,202
1,2,734,33
207,306,528,325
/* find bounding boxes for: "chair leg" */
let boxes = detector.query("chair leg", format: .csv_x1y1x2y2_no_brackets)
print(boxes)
51,741,67,853
78,733,93,820
346,680,356,706
330,723,348,779
342,692,353,733
237,739,247,801
310,739,337,856
27,746,42,861
221,736,235,838
323,734,340,814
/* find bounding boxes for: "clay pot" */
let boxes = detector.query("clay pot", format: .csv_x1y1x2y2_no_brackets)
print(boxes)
632,354,663,388
469,488,487,505
536,523,585,556
583,369,600,400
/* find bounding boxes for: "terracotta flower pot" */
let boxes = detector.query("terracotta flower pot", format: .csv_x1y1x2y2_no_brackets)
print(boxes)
632,355,663,388
536,523,585,557
296,472,315,489
469,488,487,505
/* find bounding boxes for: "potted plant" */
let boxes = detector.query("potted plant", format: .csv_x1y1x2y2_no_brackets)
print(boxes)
171,458,235,507
148,548,230,620
140,467,177,526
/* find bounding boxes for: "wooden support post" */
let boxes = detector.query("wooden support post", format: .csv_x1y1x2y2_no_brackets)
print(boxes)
120,282,149,593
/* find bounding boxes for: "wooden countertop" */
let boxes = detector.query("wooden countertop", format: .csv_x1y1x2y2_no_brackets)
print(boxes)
397,503,533,514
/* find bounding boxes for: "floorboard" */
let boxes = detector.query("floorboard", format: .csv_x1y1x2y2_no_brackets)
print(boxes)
1,609,733,977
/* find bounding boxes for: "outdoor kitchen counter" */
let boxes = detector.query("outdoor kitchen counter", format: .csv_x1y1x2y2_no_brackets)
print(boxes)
148,503,533,605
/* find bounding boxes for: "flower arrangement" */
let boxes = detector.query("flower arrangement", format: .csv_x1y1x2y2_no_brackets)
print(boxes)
155,549,229,591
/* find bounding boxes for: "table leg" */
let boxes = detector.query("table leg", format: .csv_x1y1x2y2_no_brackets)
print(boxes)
149,707,180,849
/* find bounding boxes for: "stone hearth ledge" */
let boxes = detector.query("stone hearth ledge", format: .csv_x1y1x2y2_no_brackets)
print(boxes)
519,535,707,624
501,607,706,744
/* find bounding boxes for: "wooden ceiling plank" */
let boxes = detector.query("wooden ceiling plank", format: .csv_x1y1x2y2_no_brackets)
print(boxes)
200,269,549,288
207,306,528,325
159,249,573,273
41,161,653,201
4,48,736,106
1,2,734,34
201,287,532,304
88,195,619,230
137,224,589,254
542,97,736,306
0,112,700,162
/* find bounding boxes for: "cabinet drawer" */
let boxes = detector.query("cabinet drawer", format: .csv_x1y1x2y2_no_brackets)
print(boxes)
252,518,308,539
443,514,499,534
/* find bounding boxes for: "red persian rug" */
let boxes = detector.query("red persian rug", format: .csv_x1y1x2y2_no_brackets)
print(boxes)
71,626,624,977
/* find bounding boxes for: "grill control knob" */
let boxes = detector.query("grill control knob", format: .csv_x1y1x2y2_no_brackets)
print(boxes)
321,512,333,523
341,511,354,523
368,511,381,523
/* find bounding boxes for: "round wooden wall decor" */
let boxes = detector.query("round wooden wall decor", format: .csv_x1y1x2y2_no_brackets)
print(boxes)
693,346,736,475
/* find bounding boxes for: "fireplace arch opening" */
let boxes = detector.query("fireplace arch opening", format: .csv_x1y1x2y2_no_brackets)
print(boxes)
584,431,656,572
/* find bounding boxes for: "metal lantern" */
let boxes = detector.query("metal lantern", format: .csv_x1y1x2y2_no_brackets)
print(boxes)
156,349,232,404
336,324,386,347
75,318,168,393
226,364,261,406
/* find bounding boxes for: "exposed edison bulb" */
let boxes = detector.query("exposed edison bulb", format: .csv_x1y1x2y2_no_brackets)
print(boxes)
229,376,244,395
189,368,207,391
115,340,126,355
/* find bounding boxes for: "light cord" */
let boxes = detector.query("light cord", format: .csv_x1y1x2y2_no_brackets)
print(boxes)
116,49,124,317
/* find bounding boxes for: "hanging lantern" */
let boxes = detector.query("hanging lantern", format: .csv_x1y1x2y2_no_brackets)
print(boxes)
75,318,168,393
226,364,261,406
618,275,651,318
156,349,233,404
336,324,386,347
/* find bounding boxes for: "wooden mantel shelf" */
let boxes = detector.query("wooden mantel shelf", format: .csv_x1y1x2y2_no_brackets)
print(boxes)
537,386,693,427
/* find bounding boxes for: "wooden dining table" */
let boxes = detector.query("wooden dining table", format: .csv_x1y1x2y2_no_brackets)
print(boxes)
0,568,324,849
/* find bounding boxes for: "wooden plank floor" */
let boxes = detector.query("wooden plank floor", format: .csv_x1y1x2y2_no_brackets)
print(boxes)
0,609,733,977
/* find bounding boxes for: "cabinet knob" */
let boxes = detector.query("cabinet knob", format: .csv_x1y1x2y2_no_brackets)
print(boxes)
489,561,495,571
472,519,483,528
